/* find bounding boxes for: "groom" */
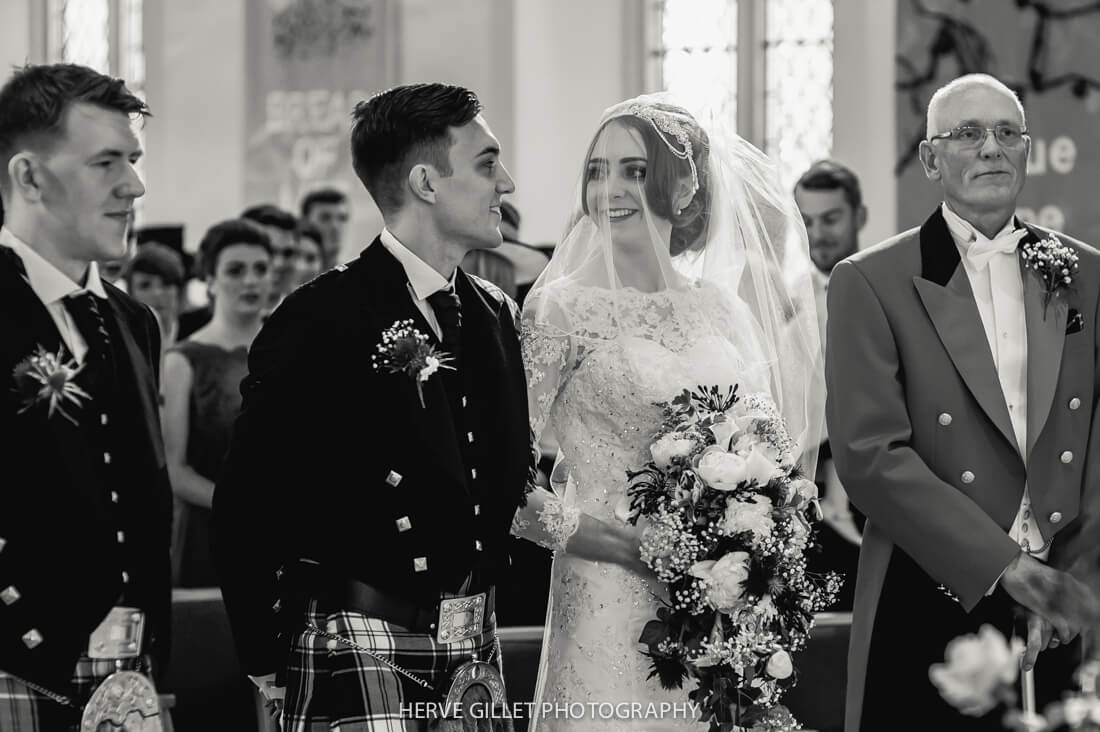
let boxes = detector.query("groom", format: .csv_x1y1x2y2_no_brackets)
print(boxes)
826,73,1100,732
213,83,533,729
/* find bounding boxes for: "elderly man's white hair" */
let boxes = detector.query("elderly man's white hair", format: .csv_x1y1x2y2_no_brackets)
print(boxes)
925,74,1027,138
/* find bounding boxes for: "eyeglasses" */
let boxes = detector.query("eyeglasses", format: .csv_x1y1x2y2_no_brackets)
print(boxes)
928,124,1028,148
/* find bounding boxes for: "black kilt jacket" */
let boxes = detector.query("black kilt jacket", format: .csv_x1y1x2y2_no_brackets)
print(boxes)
0,249,172,699
213,238,534,676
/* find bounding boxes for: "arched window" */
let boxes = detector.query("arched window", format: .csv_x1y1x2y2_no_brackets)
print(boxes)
647,0,833,187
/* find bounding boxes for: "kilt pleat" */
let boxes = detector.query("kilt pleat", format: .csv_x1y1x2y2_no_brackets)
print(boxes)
282,600,502,732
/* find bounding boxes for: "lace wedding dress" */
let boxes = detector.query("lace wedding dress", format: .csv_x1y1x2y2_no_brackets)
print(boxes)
516,281,770,731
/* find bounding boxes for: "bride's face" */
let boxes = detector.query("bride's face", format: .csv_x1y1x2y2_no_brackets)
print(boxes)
584,121,673,254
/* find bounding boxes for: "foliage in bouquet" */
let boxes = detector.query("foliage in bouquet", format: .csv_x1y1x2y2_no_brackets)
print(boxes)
624,386,841,731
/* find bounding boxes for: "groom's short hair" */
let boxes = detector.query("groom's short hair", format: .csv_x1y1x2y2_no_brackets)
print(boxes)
350,83,482,215
0,63,149,200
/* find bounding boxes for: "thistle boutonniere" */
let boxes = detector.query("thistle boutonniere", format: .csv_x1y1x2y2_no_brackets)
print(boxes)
1019,234,1079,317
12,345,91,425
371,319,455,408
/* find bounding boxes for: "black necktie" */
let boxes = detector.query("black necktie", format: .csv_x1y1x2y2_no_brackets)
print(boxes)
64,292,112,365
0,246,26,277
426,286,462,361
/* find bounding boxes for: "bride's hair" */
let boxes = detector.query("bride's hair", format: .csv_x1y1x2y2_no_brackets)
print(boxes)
579,102,711,257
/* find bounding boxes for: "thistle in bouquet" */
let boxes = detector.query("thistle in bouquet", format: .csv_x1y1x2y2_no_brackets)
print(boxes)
623,385,841,732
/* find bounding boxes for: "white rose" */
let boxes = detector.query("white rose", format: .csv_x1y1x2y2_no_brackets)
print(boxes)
650,433,696,469
790,477,818,507
929,625,1022,717
765,649,793,679
695,448,749,491
728,399,772,431
731,434,756,455
744,445,783,485
722,495,774,540
708,417,739,451
689,552,751,612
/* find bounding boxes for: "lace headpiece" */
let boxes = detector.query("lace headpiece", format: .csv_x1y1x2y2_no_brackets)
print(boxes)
612,103,700,200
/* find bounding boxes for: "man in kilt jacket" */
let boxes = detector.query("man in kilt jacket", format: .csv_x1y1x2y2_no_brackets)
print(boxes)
213,83,534,731
0,64,171,731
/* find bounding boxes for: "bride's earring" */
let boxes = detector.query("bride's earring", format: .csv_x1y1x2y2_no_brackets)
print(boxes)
675,207,682,216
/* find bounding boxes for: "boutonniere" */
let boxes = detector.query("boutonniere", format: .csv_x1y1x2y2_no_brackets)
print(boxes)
1019,234,1079,317
12,345,91,425
371,319,455,407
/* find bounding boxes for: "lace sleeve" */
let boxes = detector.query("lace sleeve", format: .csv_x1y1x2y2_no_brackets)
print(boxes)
521,315,571,442
510,484,581,551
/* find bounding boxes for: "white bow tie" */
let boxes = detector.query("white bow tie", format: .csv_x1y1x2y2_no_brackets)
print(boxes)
965,228,1029,271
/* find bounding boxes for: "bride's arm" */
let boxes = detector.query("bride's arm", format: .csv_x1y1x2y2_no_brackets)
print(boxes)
515,486,650,575
511,301,650,575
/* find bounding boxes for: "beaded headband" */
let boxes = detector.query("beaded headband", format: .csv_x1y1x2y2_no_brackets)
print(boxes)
612,103,700,200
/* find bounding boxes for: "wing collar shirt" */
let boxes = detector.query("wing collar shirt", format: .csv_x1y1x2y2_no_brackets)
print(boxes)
378,228,457,342
941,202,1047,560
0,226,107,364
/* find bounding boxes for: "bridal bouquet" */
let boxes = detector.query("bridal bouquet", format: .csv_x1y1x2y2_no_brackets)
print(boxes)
622,385,840,732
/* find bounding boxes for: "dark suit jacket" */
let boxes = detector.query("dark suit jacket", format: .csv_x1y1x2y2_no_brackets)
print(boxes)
825,208,1100,732
0,250,172,698
213,239,532,676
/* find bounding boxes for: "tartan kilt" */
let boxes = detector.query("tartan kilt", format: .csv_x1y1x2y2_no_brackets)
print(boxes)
0,654,149,732
283,600,504,732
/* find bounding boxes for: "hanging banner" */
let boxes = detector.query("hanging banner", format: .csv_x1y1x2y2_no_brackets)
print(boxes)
245,0,394,260
895,0,1100,244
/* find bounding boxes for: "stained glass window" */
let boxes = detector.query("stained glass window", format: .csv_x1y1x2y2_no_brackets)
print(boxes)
649,0,833,186
57,0,111,72
763,0,833,187
650,0,739,125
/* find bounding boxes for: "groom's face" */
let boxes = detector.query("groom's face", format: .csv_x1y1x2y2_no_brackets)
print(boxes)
921,86,1029,216
431,115,516,253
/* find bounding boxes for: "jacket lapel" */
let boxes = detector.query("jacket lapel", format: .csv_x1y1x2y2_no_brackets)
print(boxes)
356,240,466,488
1019,225,1068,460
914,209,1018,454
103,291,166,467
0,252,94,478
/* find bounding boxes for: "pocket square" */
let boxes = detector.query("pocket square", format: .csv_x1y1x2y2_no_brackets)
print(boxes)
1066,309,1084,335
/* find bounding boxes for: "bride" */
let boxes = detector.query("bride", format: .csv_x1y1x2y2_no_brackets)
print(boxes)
511,94,824,730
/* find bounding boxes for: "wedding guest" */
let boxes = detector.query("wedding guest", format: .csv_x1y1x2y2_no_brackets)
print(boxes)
124,242,186,361
0,62,171,728
162,218,272,588
294,222,324,288
300,187,349,268
241,204,298,312
794,159,867,611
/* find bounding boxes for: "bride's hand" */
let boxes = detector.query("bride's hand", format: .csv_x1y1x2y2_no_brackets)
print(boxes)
566,514,656,578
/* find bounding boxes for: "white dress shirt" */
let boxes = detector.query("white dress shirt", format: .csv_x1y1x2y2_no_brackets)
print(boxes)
0,227,107,365
941,203,1047,559
378,228,456,341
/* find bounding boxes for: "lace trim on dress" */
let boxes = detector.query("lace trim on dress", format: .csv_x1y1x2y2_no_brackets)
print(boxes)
535,499,581,551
